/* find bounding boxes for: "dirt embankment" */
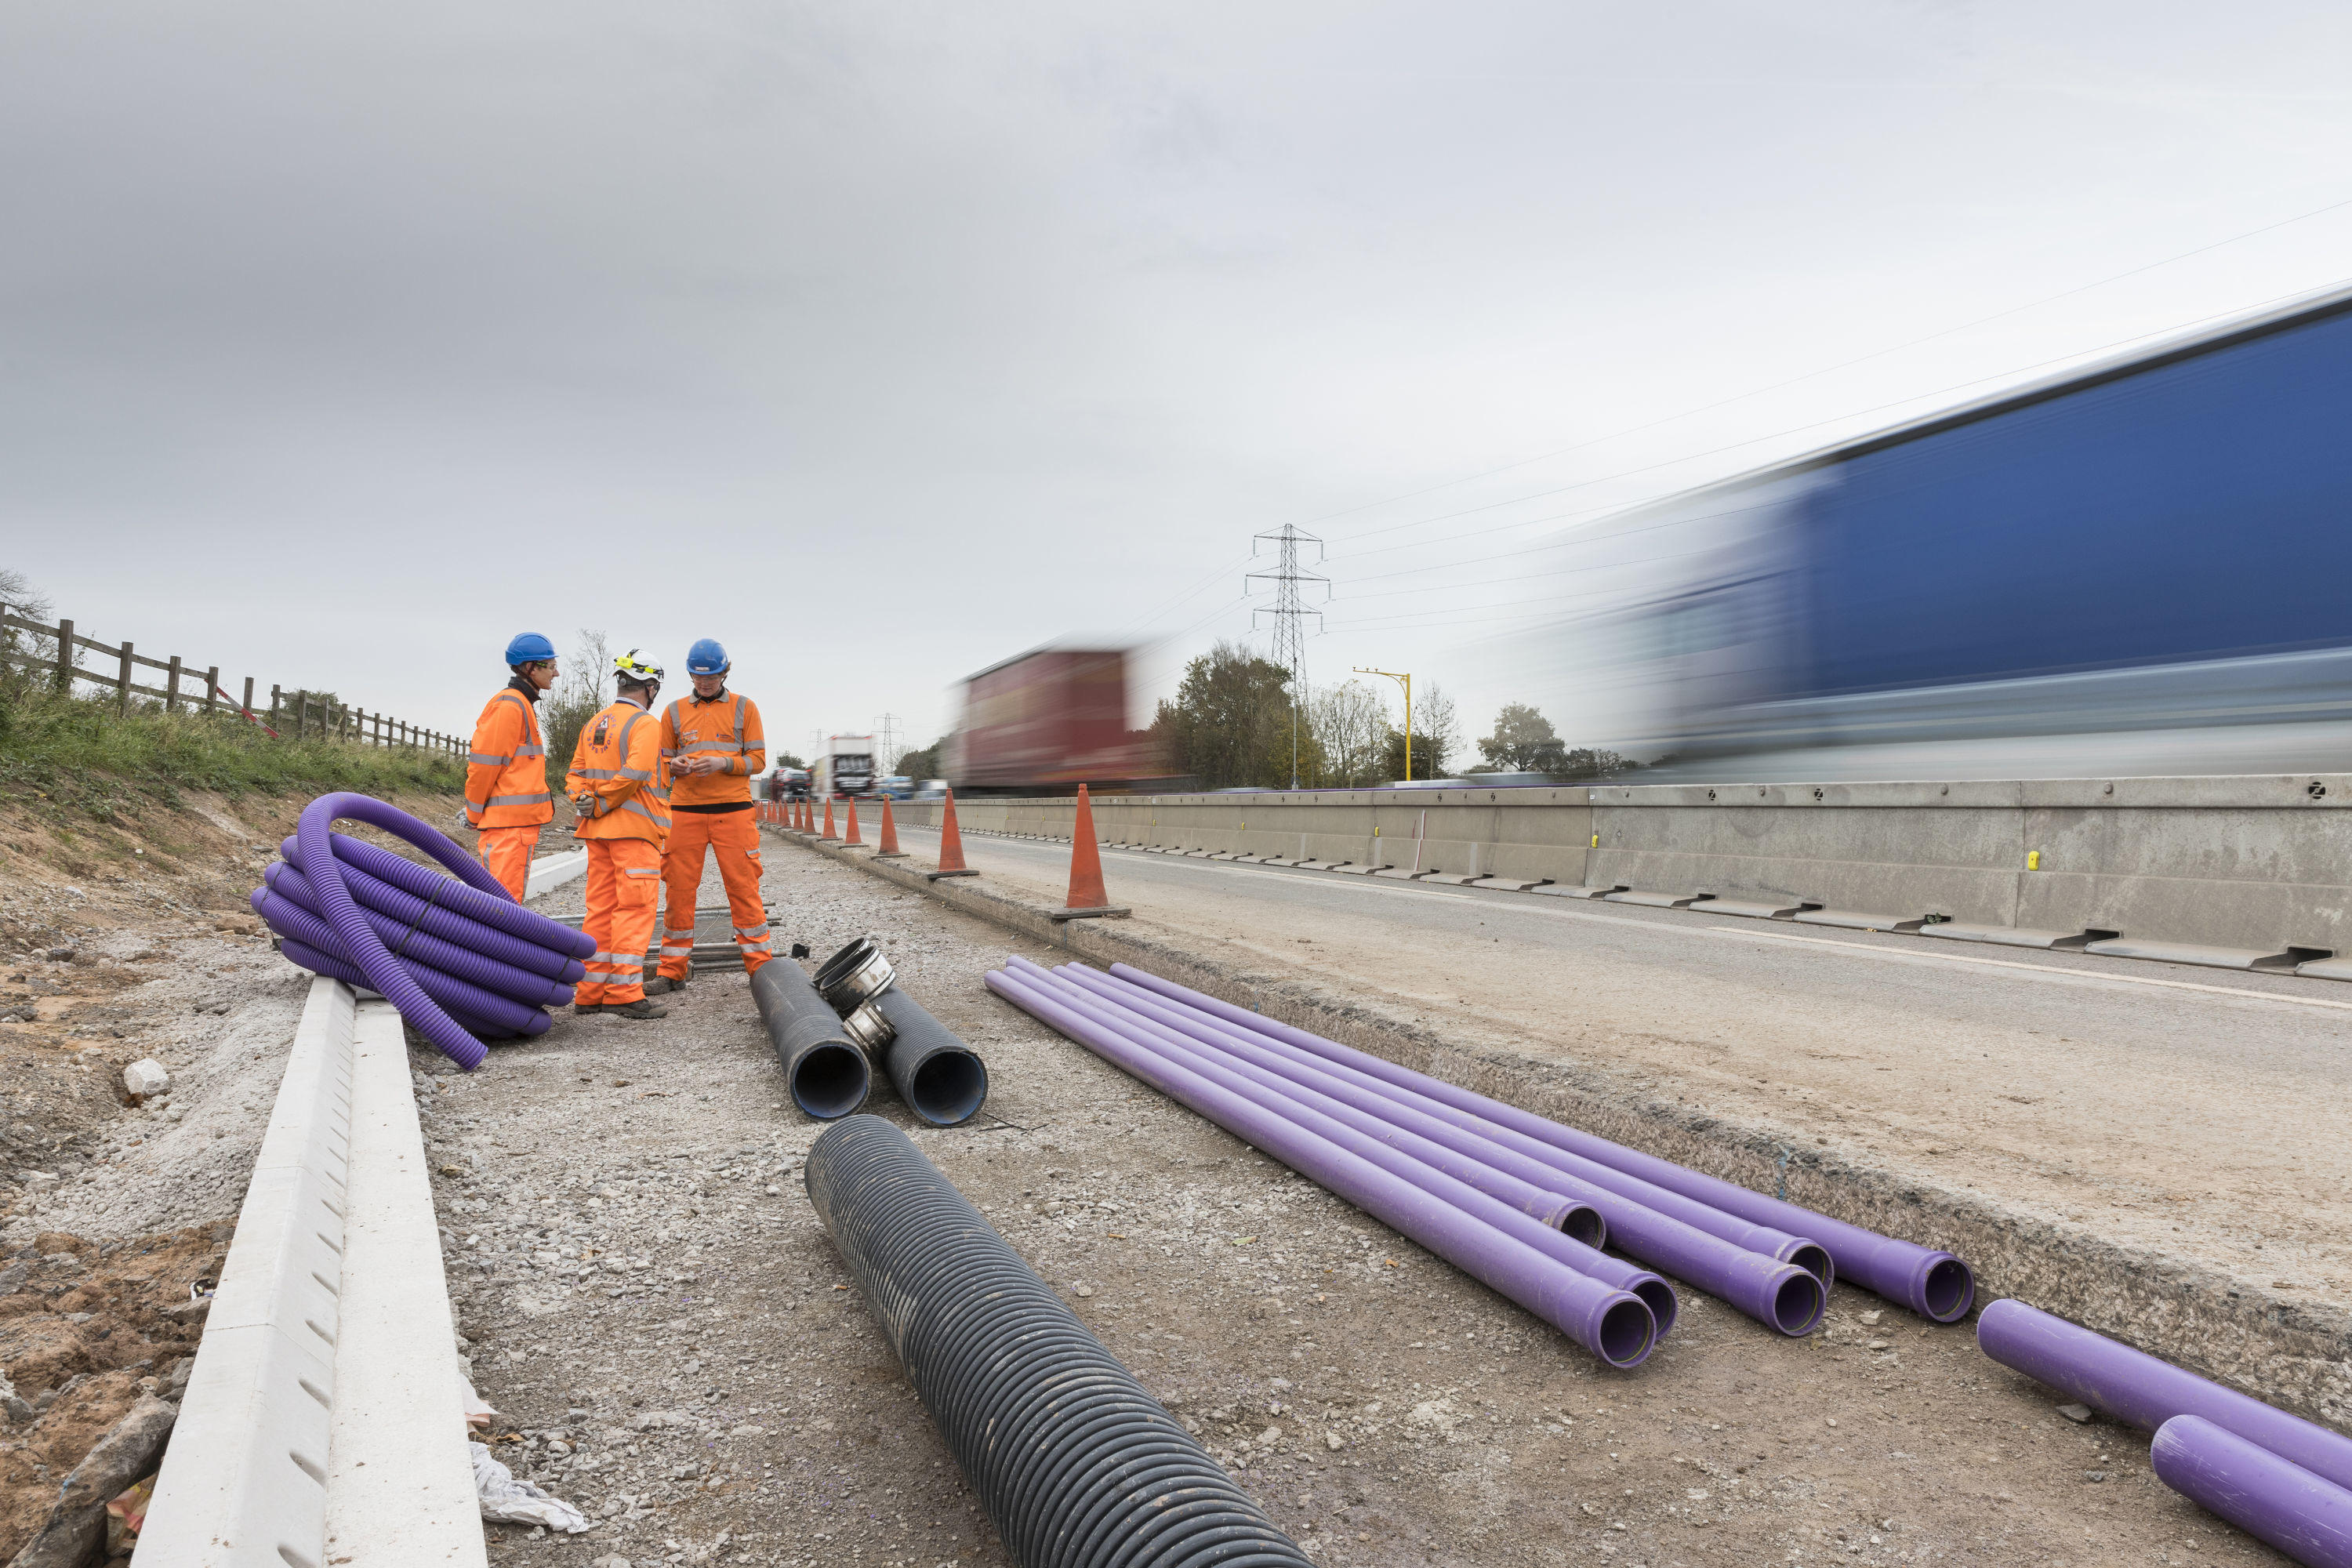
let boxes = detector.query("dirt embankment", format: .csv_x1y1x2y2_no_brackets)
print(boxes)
0,1229,225,1561
0,781,465,1562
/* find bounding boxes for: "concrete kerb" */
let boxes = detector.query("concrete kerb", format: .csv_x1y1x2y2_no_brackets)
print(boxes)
773,822,2352,1433
139,977,488,1568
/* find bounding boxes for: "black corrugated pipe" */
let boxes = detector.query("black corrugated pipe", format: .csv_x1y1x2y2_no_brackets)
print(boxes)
750,961,871,1118
869,988,990,1127
806,1116,1312,1568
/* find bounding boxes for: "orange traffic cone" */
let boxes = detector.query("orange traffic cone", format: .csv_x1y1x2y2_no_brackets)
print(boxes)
821,797,838,840
927,788,978,880
1052,784,1128,920
877,797,906,858
795,798,808,831
844,799,865,847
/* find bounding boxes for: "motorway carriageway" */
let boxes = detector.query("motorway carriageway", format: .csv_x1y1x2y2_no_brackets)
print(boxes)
893,822,2352,1319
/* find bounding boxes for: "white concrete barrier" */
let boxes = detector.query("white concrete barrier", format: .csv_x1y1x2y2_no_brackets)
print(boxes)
899,775,2352,963
524,848,588,899
140,978,484,1567
324,1001,485,1566
142,975,351,1567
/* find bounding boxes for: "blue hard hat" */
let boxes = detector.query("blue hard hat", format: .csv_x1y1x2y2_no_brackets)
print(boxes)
505,632,557,666
686,637,730,675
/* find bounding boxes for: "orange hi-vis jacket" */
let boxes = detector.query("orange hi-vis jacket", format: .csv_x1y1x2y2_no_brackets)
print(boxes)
565,697,671,844
659,691,767,810
464,681,554,829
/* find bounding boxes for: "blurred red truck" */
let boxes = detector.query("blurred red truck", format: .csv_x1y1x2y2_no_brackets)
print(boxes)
942,645,1166,795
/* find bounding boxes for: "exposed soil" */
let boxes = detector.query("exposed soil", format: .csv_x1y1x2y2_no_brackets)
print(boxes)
0,781,463,1560
426,841,2286,1568
0,1227,222,1560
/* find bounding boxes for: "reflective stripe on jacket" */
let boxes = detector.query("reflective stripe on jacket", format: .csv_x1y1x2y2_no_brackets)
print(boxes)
465,687,554,829
659,691,767,809
566,699,671,844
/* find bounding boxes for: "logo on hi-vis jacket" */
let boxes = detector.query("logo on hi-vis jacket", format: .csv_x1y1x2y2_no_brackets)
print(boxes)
591,715,611,749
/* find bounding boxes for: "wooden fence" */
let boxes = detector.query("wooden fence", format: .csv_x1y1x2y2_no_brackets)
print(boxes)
0,608,464,755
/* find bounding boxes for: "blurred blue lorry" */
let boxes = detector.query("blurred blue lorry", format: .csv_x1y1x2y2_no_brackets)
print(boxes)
1586,285,2352,779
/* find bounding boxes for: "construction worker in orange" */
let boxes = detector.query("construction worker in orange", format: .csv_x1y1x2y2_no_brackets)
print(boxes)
647,639,770,993
563,649,672,1019
460,633,558,898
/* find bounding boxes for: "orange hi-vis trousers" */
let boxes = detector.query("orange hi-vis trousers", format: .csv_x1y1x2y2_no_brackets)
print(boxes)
578,838,662,1005
659,810,771,978
476,826,540,902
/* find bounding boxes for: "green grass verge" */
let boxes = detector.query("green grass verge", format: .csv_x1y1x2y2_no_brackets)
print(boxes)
0,687,463,812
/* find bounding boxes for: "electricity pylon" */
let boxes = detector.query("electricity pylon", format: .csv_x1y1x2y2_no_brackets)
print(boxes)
1250,524,1329,789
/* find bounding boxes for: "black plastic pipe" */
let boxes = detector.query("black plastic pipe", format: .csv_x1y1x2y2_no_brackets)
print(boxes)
750,960,871,1118
805,1116,1311,1568
870,988,990,1127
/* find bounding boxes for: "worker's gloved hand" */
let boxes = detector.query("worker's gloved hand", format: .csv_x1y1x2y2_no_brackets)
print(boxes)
453,805,474,834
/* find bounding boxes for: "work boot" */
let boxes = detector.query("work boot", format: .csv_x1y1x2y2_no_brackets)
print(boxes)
641,975,688,996
608,997,669,1020
571,1001,606,1015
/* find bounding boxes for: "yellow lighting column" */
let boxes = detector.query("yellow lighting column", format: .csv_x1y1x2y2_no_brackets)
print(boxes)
1354,666,1412,782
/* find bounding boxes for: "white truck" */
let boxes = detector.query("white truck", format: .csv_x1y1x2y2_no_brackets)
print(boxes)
815,735,878,799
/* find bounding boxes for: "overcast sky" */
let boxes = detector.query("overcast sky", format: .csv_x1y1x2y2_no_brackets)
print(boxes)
7,3,2352,760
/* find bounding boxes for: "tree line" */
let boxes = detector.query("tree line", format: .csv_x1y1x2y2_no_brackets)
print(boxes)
1145,641,1630,791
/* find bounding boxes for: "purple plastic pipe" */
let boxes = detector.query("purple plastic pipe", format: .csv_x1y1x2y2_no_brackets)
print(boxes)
1013,963,1678,1332
1073,965,1832,1307
295,829,593,957
256,878,574,1009
288,794,514,1068
1111,962,1973,1322
265,857,585,984
1036,962,1829,1338
1010,962,1602,1240
986,967,1658,1369
1979,1300,2352,1493
276,935,550,1039
2153,1416,2352,1568
1085,965,1829,1285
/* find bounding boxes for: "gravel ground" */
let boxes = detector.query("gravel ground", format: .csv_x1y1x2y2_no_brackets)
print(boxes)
423,840,2290,1568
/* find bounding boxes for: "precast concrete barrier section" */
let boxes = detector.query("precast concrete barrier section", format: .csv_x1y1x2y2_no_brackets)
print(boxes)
900,775,2352,972
139,976,485,1568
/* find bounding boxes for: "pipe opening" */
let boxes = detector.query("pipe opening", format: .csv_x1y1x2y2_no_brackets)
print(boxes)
1773,1270,1827,1337
1558,1204,1606,1250
1918,1256,1975,1323
1784,1243,1835,1290
1632,1279,1679,1336
1595,1299,1657,1369
791,1043,873,1120
908,1050,989,1127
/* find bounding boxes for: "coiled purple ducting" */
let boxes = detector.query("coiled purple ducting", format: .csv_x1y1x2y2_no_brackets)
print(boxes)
254,880,573,1010
274,933,549,1039
263,793,593,1069
260,862,577,1004
300,829,586,950
263,856,584,983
